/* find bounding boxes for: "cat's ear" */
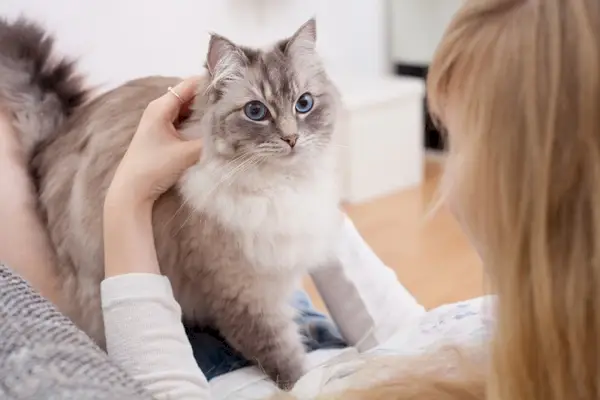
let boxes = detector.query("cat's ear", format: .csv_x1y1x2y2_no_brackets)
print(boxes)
284,18,317,57
205,34,246,85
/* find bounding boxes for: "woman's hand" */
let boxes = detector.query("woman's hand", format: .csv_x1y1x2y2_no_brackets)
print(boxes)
106,77,203,211
103,77,202,278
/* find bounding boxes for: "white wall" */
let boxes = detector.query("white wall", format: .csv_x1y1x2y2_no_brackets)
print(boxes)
389,0,463,65
1,0,388,90
1,0,427,203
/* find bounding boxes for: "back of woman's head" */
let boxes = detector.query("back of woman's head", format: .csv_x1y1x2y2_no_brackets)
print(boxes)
427,0,600,399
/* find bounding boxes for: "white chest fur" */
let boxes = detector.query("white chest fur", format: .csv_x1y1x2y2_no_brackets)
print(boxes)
180,157,341,272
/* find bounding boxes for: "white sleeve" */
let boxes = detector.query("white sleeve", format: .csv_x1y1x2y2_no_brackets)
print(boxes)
101,273,212,400
310,215,427,352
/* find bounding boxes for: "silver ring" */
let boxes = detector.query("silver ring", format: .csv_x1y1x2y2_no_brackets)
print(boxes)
167,86,184,104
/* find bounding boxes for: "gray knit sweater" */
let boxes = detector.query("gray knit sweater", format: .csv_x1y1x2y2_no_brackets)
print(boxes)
0,263,153,400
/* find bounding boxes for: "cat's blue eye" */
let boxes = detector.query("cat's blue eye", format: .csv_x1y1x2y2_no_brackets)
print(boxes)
295,93,314,114
244,101,268,121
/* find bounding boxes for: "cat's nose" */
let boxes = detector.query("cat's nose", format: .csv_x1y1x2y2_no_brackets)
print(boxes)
281,134,299,148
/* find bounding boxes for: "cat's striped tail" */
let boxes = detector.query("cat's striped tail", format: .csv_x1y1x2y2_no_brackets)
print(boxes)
0,17,89,157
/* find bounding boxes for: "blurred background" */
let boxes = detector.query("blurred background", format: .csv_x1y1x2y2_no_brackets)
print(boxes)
0,0,482,309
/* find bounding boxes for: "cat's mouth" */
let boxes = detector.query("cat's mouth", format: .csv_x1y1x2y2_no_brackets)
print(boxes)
250,148,304,168
258,145,301,159
282,147,298,156
278,146,305,160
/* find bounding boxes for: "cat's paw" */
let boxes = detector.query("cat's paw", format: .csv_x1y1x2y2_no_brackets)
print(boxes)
266,356,306,391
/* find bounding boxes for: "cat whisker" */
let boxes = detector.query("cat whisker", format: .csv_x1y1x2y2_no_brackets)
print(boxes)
223,160,260,187
195,154,256,202
160,197,189,235
223,152,255,172
174,207,194,237
254,358,268,376
257,147,284,153
224,156,264,187
256,152,282,158
175,154,258,230
257,142,281,148
258,149,282,154
174,155,263,235
218,154,258,182
299,137,320,146
161,152,252,233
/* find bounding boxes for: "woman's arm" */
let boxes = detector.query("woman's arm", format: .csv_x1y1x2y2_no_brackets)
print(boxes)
101,271,211,400
102,78,210,400
103,196,211,400
310,215,427,352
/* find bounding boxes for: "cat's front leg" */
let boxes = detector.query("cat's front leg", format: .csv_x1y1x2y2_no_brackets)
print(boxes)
214,299,306,390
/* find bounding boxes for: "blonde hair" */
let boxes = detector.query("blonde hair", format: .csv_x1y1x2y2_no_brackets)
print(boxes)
277,0,600,398
429,0,600,398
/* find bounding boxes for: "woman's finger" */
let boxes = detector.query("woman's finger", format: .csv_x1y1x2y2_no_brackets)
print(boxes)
177,139,203,165
149,76,204,122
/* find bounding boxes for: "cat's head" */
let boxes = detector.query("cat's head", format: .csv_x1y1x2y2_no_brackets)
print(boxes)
201,19,340,166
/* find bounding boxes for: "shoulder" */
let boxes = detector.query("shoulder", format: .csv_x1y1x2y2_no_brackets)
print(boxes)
419,296,494,337
372,296,495,355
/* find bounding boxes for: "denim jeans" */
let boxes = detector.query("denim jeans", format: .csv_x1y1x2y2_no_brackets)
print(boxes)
184,291,347,380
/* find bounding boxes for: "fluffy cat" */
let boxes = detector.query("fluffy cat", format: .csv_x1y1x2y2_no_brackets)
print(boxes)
0,17,343,387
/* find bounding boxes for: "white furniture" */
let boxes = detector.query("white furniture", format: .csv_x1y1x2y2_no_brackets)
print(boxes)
335,76,425,204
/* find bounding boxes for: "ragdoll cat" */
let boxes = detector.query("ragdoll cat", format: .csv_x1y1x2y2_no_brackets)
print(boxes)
0,17,343,387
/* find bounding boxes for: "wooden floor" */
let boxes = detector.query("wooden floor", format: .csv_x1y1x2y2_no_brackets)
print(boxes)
304,158,484,312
